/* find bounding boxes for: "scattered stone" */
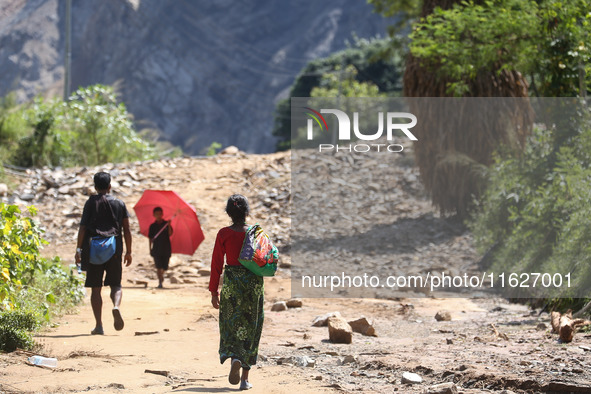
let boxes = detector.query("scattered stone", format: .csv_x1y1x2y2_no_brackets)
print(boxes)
446,338,453,345
498,391,516,394
144,369,169,377
327,316,352,344
219,145,240,155
425,382,458,394
278,258,291,269
127,279,148,288
312,312,341,327
340,355,357,364
271,301,287,312
0,183,7,196
348,317,377,337
197,268,211,276
106,383,125,390
435,311,452,322
314,375,323,380
277,356,315,367
135,331,159,336
536,322,547,331
286,298,303,308
169,275,180,284
401,371,423,384
19,193,35,201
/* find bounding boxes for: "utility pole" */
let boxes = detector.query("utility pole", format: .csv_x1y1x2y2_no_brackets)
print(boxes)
63,0,72,101
331,59,345,147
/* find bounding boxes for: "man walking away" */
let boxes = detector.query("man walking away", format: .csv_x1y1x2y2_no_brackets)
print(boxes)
75,172,132,335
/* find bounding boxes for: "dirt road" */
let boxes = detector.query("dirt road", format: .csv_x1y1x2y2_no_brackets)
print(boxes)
2,151,591,393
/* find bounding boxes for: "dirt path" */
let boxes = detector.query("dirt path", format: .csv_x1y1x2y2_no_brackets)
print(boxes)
0,276,334,393
3,273,591,393
2,151,591,393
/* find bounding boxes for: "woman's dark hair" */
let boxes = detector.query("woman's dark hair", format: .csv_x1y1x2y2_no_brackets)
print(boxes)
153,206,163,214
225,194,249,224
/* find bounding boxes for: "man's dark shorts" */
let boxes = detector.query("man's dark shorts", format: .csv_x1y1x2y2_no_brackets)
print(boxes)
85,253,123,288
153,255,170,270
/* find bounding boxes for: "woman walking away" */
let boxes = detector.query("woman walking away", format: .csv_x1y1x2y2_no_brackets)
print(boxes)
209,194,263,390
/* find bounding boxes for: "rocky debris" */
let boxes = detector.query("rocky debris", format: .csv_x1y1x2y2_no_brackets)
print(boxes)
327,316,353,344
0,183,7,197
291,145,480,298
340,355,357,364
551,310,591,343
271,301,288,312
348,317,377,337
401,371,423,384
435,311,452,322
424,382,457,394
312,312,341,327
2,152,291,286
218,146,240,155
198,268,211,277
276,355,315,367
286,298,303,308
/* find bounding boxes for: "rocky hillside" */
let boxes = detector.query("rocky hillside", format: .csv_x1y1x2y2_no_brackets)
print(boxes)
0,0,390,154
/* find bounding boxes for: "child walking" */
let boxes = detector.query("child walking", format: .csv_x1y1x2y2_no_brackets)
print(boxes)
149,207,173,288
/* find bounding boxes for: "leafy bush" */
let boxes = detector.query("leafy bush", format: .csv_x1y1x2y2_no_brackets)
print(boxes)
11,85,156,168
408,0,591,96
272,36,405,150
470,103,591,303
0,310,38,351
0,203,83,315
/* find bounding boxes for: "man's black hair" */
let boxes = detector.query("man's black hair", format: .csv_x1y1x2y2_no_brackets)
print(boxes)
225,194,249,225
153,206,163,214
94,172,111,191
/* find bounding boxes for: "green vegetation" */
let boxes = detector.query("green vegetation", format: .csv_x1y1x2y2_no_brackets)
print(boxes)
0,85,158,174
470,104,591,304
205,141,222,156
273,37,405,150
0,203,84,351
369,0,591,311
408,0,590,96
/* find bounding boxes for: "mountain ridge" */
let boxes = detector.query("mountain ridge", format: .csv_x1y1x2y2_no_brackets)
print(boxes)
0,0,390,154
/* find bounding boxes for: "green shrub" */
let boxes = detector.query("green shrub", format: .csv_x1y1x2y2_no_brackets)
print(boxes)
0,310,39,351
470,103,591,306
272,36,405,150
0,203,84,315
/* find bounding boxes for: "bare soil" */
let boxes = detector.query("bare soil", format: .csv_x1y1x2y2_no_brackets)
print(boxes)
1,151,591,393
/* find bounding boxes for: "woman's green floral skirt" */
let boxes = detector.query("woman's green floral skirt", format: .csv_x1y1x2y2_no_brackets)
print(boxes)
219,265,264,370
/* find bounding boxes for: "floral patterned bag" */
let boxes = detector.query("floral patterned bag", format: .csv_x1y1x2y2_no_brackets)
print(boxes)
238,224,278,276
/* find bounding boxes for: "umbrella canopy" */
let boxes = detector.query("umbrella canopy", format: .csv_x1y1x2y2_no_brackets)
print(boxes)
133,190,204,255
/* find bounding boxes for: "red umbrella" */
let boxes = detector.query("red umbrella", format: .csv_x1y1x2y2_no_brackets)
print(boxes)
133,190,204,255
